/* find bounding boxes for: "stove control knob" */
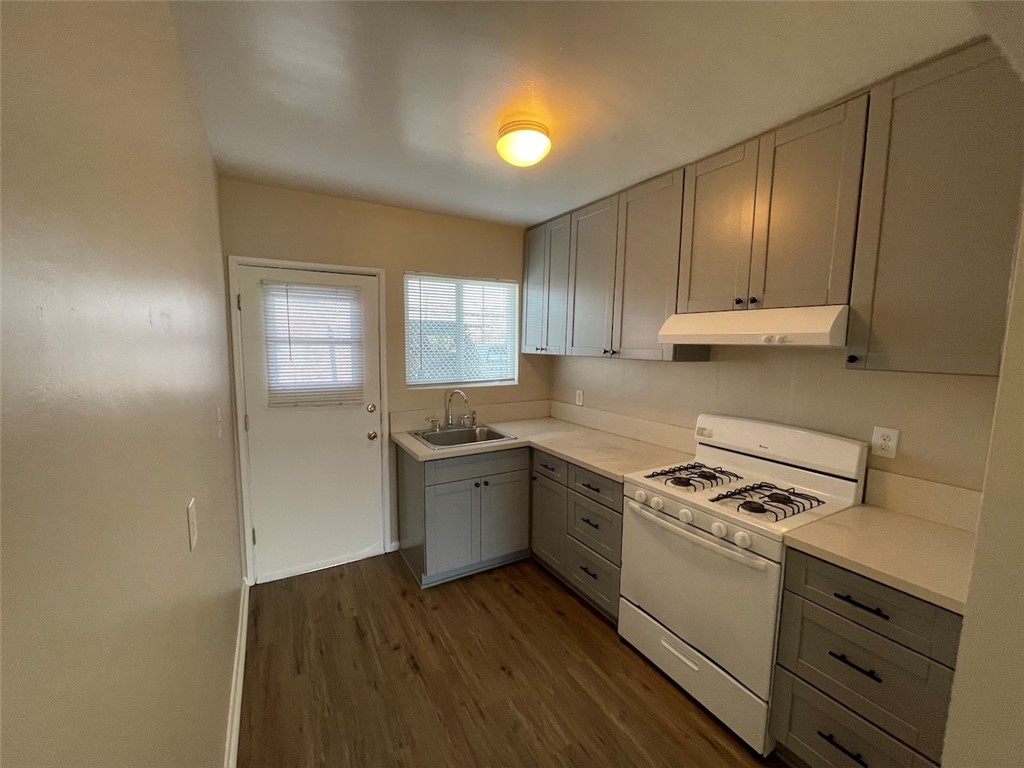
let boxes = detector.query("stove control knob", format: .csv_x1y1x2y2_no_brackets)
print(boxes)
711,521,728,538
650,496,665,512
733,531,753,549
633,489,648,504
679,507,694,524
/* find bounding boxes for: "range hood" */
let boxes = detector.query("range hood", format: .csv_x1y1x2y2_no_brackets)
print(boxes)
658,305,849,347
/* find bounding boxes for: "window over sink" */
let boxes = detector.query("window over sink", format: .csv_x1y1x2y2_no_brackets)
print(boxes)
404,272,518,387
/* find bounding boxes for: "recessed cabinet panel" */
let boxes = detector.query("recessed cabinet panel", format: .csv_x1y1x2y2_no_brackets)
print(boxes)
521,225,547,353
425,479,479,576
678,140,759,314
750,96,867,309
544,216,571,355
612,171,684,360
480,470,530,561
531,473,568,576
848,43,1024,375
567,196,620,356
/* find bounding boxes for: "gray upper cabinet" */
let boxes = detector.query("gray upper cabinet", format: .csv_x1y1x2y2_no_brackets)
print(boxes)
611,171,684,360
750,95,867,309
521,215,570,355
677,139,760,313
567,195,620,356
847,42,1024,375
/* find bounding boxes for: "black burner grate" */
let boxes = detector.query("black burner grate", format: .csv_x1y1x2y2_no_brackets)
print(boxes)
708,482,823,521
643,462,742,490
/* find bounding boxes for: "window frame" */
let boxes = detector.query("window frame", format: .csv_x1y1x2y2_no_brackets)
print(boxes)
403,271,520,389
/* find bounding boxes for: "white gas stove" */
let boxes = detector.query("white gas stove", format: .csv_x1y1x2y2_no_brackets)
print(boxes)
618,415,867,755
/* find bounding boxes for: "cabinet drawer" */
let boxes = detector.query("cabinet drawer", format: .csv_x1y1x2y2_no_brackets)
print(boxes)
568,464,622,510
567,490,622,565
771,667,937,768
567,538,620,618
778,593,952,762
785,550,961,667
533,450,568,484
425,448,529,486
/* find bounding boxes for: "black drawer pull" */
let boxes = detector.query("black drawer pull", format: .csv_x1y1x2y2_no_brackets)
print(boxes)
580,517,600,530
540,463,556,472
579,565,598,580
581,482,602,493
829,650,883,683
833,592,891,620
817,731,868,767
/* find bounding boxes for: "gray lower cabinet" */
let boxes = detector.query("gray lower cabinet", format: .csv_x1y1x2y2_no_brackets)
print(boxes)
529,449,623,619
397,446,530,587
846,41,1024,375
773,549,962,767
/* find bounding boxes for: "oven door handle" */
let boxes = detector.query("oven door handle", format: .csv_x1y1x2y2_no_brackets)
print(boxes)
627,502,768,572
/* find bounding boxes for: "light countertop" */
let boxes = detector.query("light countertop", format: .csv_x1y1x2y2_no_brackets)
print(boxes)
785,504,975,614
391,417,689,483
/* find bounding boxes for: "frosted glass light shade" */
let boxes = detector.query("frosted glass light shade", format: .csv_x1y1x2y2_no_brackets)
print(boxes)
496,121,551,167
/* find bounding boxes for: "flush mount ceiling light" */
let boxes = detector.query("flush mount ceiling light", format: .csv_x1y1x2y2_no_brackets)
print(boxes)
496,120,551,167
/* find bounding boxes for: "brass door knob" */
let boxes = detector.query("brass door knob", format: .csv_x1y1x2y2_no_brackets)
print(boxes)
367,430,378,441
366,403,377,413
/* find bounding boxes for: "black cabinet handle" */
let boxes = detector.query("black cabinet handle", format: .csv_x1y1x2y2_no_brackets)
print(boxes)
579,565,598,580
817,731,868,768
834,592,890,621
847,354,859,364
610,350,619,356
474,482,480,488
749,296,759,304
581,517,600,530
602,349,610,355
483,480,489,486
829,650,883,683
734,297,744,305
541,463,556,472
581,482,602,493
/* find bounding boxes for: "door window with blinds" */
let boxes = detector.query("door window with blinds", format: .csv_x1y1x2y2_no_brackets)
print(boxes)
404,273,518,386
262,281,364,406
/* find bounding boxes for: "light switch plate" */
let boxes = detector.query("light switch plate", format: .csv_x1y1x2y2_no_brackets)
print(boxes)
575,390,584,406
187,497,198,551
871,426,900,458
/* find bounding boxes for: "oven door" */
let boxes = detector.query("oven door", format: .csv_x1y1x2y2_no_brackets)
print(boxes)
621,500,781,699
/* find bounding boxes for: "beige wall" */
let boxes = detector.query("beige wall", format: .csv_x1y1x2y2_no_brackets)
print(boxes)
944,6,1024,765
1,3,241,767
552,348,997,490
217,177,552,419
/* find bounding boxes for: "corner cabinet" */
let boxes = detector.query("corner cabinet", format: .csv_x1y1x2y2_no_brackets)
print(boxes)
677,96,867,314
846,42,1024,376
397,447,530,587
521,214,571,355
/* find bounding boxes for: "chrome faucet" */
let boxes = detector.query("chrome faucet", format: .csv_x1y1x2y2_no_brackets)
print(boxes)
445,389,472,428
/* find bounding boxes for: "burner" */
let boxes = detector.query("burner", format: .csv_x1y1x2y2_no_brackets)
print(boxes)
695,470,719,481
767,492,793,504
669,476,695,487
739,500,768,514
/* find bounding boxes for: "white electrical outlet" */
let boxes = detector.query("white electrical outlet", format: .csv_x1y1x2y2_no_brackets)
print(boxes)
187,497,198,551
575,390,584,406
871,426,900,458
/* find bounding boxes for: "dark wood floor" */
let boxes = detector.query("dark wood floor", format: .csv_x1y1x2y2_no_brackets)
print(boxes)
239,553,786,767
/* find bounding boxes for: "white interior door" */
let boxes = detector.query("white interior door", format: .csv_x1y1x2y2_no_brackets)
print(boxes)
236,265,384,583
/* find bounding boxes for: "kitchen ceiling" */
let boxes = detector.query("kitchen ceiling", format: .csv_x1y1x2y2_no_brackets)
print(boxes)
170,1,980,226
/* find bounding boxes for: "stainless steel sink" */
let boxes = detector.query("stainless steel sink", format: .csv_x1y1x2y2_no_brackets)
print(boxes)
411,425,516,450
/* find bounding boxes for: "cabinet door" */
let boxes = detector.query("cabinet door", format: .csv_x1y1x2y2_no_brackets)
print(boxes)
530,473,567,575
677,139,759,313
847,42,1024,375
521,224,547,354
424,479,479,576
567,195,619,356
749,95,867,309
479,470,530,561
612,170,683,360
542,215,571,355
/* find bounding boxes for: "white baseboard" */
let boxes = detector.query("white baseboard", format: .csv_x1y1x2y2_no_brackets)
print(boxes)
386,539,400,553
224,582,250,768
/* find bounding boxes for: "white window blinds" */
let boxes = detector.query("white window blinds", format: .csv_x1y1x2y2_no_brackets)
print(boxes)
262,281,364,407
404,273,518,386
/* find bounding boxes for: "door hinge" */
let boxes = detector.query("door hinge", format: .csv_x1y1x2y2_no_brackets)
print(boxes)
237,293,242,311
251,528,256,546
244,414,249,431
